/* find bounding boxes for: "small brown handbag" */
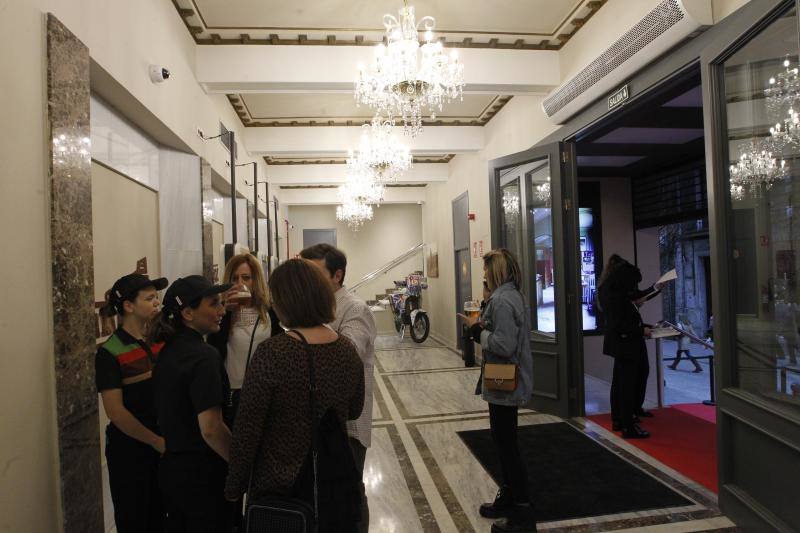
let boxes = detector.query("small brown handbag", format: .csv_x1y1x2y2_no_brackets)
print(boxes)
483,363,518,392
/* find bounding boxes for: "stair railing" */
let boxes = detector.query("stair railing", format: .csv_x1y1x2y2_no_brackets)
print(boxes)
348,243,425,294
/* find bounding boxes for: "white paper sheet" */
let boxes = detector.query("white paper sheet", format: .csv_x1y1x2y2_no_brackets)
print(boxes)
656,269,677,285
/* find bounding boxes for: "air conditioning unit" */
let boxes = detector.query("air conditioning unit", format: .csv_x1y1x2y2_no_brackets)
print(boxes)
542,0,712,125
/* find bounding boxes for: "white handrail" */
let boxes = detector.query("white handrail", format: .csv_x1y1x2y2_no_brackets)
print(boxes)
348,243,425,293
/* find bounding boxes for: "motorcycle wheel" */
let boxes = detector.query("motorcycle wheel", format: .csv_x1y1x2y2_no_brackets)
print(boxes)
410,314,430,343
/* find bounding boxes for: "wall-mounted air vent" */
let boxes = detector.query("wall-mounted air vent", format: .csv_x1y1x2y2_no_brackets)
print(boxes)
543,0,712,124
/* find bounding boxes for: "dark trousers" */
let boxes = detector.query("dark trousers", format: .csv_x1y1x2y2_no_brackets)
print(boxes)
105,427,165,533
349,437,370,533
160,451,234,533
488,403,531,505
635,347,650,413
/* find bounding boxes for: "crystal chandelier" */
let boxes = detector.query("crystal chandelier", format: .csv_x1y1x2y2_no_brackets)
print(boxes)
535,177,551,204
765,57,800,119
347,116,412,183
354,1,465,137
336,198,374,230
729,140,787,199
768,107,800,152
502,189,520,219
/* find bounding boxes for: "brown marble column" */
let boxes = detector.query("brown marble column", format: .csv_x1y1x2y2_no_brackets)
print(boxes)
47,14,104,533
201,158,215,281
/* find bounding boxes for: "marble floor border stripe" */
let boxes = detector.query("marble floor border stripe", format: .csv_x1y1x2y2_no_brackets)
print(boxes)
565,418,719,512
539,509,721,532
380,373,413,420
380,366,479,377
384,423,441,533
372,379,392,423
406,423,477,533
380,372,489,421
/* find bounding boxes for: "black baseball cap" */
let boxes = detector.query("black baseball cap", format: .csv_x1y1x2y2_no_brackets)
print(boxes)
110,274,169,305
163,275,232,313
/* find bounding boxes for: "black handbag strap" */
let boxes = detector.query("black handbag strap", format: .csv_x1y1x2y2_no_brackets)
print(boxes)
288,329,319,526
244,314,262,370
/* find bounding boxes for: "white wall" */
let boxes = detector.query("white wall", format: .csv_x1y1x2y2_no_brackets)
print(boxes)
287,204,423,296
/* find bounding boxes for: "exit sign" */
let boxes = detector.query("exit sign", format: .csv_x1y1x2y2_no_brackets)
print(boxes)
608,85,629,110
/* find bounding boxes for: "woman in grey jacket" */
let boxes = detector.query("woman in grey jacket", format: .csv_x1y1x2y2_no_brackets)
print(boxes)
460,249,536,533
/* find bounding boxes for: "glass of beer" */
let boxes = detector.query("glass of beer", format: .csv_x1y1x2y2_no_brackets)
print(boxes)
464,300,481,319
230,284,252,307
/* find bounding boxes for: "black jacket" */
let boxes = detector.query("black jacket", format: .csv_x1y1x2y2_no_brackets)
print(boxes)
207,307,282,362
599,262,650,360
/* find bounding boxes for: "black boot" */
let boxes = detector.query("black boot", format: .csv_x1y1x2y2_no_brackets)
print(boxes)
491,503,537,532
480,486,514,519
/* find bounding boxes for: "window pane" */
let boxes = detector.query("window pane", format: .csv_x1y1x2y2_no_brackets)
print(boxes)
723,8,800,408
501,179,522,261
527,160,555,337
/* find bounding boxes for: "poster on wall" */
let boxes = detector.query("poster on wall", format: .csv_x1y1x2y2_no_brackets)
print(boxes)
427,249,439,278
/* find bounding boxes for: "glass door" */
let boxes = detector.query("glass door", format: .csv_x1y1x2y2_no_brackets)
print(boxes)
489,142,582,418
703,0,800,529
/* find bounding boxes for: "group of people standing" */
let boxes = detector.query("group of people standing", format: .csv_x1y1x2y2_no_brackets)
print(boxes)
96,244,376,533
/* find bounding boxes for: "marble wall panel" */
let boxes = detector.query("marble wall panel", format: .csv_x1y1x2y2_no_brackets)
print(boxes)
47,13,104,533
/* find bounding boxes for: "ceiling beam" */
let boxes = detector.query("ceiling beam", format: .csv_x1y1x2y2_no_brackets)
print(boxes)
279,186,426,206
195,45,560,94
267,163,449,185
244,126,484,155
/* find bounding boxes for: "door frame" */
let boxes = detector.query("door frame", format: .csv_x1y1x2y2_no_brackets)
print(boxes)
452,191,472,349
489,141,583,418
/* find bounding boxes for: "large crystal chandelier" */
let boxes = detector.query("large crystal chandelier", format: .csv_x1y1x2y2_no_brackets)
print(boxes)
729,140,787,199
354,1,465,137
347,116,412,183
336,171,384,230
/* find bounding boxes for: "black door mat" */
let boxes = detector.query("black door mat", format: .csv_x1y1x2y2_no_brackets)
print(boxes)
457,422,692,523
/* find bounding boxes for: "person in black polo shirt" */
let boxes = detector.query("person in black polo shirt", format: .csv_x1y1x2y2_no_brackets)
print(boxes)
95,273,169,533
150,275,234,533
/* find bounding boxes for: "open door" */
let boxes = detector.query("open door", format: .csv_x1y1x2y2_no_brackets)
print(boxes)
489,142,583,418
702,0,800,529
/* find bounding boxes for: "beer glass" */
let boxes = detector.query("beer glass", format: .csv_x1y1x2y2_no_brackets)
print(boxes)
464,299,481,319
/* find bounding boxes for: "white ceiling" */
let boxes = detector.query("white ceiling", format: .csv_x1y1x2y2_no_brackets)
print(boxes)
192,0,586,36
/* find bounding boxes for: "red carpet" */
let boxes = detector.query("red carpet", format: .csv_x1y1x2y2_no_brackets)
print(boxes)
588,405,718,493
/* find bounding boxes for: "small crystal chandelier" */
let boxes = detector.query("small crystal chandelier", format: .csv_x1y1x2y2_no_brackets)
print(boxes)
765,57,800,119
729,140,787,199
768,107,800,152
347,116,412,183
336,198,374,230
354,1,465,137
535,177,551,205
502,189,520,219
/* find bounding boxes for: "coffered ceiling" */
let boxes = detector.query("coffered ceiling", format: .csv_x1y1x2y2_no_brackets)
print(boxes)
173,0,606,49
227,93,512,127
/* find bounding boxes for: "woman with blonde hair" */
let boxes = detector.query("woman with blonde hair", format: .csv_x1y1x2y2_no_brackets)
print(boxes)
459,248,536,533
208,253,282,426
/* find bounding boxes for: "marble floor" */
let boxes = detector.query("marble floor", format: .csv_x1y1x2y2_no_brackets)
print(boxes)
364,335,736,532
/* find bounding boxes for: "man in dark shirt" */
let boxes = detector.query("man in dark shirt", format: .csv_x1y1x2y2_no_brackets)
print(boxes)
151,275,234,533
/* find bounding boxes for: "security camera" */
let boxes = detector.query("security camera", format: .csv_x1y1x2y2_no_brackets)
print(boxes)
149,65,170,83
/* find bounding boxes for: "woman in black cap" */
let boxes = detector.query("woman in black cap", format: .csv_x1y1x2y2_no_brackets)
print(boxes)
150,275,235,533
95,273,169,533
